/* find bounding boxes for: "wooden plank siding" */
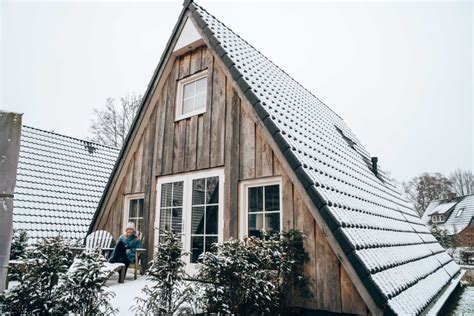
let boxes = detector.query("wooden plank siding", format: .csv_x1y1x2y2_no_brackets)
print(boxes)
94,45,368,314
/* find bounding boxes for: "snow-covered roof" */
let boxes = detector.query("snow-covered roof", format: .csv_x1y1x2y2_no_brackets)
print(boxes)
422,194,474,235
426,201,457,216
13,126,119,242
187,1,461,314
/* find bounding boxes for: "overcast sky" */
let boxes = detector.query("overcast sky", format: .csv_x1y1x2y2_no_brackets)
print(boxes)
1,0,472,182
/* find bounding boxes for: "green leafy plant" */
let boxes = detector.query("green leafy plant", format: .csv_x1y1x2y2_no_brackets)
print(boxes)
52,248,117,315
431,224,453,249
1,236,73,314
134,230,196,315
196,229,309,315
9,229,29,260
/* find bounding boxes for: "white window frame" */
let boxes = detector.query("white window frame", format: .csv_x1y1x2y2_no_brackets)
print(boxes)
455,208,464,217
175,70,208,121
239,177,283,239
432,214,445,223
123,193,145,234
155,168,224,273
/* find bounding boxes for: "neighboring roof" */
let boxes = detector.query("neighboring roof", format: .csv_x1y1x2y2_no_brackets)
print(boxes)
426,201,457,216
188,2,461,314
13,126,119,242
90,1,462,314
422,194,474,235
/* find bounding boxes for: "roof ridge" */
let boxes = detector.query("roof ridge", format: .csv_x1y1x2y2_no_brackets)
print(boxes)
23,125,121,151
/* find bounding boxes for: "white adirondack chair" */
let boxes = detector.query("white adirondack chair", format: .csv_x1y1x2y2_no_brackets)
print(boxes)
85,230,114,252
69,230,126,283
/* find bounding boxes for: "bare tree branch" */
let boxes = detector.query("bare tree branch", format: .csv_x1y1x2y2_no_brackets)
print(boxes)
89,93,142,147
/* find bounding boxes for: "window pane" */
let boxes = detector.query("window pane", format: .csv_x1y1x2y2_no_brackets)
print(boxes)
249,187,263,213
205,236,218,253
159,208,171,231
265,185,280,212
137,199,144,217
192,178,205,205
129,200,137,218
136,219,142,234
182,98,194,115
172,182,183,206
161,183,172,207
183,81,195,99
172,208,183,233
195,77,207,94
191,206,205,234
206,205,218,234
191,236,204,263
194,94,206,110
265,213,280,233
206,177,219,204
248,213,263,237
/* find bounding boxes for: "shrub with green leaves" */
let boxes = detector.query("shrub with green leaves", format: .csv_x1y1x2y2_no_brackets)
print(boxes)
1,235,73,314
197,229,309,315
431,224,453,249
134,230,197,315
9,229,29,260
52,248,117,315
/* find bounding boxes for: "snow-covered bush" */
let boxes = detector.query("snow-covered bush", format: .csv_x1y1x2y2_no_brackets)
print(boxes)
134,230,196,315
431,224,453,249
8,229,30,281
52,248,117,315
197,237,276,314
196,230,309,315
0,236,73,314
9,229,29,260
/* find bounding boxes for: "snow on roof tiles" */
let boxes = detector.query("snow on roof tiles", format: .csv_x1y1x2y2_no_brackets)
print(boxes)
13,126,119,243
188,2,461,313
422,194,474,235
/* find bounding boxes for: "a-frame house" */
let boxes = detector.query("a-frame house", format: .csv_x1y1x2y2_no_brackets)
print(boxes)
89,1,462,314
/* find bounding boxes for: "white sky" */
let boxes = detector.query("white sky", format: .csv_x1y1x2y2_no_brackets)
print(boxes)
1,0,472,182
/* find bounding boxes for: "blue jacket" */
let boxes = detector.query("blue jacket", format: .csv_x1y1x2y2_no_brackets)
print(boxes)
114,234,141,263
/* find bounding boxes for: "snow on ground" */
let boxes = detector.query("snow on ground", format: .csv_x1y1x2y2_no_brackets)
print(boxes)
106,271,149,315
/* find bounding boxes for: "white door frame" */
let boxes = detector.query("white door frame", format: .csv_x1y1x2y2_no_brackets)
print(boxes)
155,168,225,273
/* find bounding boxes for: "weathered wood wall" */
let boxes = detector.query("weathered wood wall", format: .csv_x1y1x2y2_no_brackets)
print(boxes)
94,45,368,314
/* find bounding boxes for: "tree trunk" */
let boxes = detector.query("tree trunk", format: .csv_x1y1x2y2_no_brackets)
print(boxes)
0,111,22,291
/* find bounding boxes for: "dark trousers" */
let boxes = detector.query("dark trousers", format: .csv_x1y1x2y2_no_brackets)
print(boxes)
109,240,130,269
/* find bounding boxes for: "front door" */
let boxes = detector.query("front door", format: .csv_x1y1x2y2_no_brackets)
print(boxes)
155,168,224,274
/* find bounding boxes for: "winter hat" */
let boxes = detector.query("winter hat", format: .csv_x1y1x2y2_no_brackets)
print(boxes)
125,222,136,232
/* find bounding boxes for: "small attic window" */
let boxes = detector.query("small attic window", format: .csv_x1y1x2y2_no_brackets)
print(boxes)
455,208,464,217
432,214,445,223
175,70,208,121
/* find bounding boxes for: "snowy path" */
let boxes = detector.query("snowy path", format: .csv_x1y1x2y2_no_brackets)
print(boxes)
107,272,148,315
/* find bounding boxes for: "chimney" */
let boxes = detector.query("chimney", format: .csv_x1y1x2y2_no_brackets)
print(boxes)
371,157,378,176
447,192,456,201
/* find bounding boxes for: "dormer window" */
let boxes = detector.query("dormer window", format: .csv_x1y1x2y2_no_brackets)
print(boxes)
176,70,208,121
432,214,445,223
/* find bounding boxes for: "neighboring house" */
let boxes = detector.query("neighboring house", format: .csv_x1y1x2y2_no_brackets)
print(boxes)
422,194,474,247
89,1,462,314
13,125,119,242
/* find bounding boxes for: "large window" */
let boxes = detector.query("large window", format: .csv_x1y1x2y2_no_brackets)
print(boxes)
240,177,282,239
156,169,223,269
175,70,208,121
123,194,144,235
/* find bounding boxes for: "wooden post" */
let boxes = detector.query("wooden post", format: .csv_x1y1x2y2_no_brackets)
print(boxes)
0,111,22,292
